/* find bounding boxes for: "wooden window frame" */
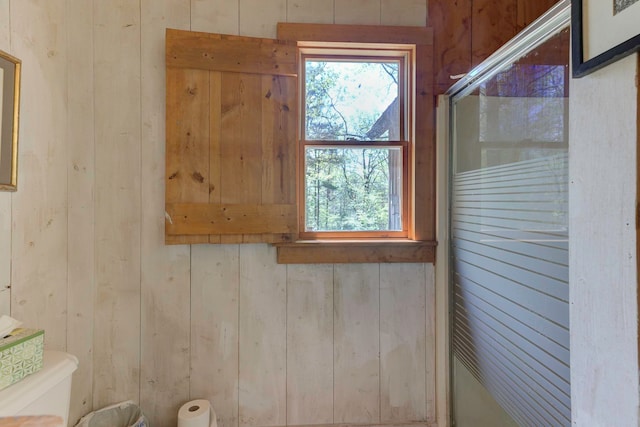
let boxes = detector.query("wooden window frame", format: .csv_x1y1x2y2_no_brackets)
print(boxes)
299,48,411,240
275,23,437,264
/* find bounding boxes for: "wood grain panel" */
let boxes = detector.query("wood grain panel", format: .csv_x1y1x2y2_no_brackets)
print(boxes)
93,0,141,407
220,72,262,243
165,67,210,244
413,43,435,242
516,0,559,31
166,30,298,244
239,0,287,38
335,0,381,25
0,0,8,48
0,0,8,319
260,74,297,243
166,29,296,76
380,264,426,422
381,0,427,27
191,0,240,35
209,71,223,243
191,244,240,427
429,0,472,92
276,241,435,264
166,203,297,235
471,0,517,68
334,264,380,423
238,244,287,427
277,23,432,45
140,1,191,425
66,0,95,422
10,1,68,349
286,0,334,24
286,264,334,425
424,264,436,423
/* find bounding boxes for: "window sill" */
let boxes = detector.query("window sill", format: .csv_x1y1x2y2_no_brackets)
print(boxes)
273,239,437,264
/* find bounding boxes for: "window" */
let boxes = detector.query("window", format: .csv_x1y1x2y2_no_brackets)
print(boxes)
164,26,436,263
276,23,437,263
299,46,413,239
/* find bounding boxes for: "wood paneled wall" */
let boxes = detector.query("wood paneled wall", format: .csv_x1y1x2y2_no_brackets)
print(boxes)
0,0,559,425
429,0,559,93
0,0,9,317
1,1,435,427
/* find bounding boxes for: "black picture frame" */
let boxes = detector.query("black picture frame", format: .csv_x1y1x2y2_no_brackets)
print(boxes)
572,0,640,78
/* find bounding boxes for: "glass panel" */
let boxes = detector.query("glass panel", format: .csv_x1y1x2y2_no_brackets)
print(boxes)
304,60,399,141
305,146,402,231
450,26,570,427
479,64,566,143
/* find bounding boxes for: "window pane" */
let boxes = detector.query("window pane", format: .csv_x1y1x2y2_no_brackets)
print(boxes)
305,147,402,232
305,60,399,141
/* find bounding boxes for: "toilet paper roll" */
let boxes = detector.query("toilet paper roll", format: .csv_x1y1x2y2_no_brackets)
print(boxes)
178,399,217,427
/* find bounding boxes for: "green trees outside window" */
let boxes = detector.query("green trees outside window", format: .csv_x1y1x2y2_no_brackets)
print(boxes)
303,58,405,232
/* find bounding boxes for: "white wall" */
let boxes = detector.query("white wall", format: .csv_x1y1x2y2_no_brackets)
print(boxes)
569,54,639,425
0,1,435,427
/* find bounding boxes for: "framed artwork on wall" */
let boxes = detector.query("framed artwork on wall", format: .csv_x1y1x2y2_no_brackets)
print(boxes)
0,50,20,191
572,0,640,77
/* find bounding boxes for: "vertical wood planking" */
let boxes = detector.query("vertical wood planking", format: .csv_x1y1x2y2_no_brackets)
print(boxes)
334,264,381,423
239,0,286,38
516,0,558,31
93,0,142,407
381,0,427,26
140,1,192,425
219,73,262,244
380,264,427,422
10,0,68,350
424,264,436,423
209,71,223,243
471,0,517,68
238,244,287,427
0,0,8,48
429,0,472,93
166,67,211,244
0,181,8,315
66,0,95,422
261,74,297,243
4,3,444,427
413,43,435,242
192,0,240,35
0,0,8,319
286,264,334,425
286,0,334,24
191,244,240,427
335,0,381,25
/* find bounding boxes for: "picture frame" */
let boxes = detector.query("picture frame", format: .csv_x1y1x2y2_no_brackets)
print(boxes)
0,49,20,191
572,0,640,77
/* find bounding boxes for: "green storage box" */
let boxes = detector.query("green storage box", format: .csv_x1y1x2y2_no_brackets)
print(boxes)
0,328,44,390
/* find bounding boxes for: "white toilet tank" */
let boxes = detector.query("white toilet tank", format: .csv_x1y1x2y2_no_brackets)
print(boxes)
0,350,78,425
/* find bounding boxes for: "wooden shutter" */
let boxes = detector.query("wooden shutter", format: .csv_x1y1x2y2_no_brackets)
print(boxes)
165,29,298,244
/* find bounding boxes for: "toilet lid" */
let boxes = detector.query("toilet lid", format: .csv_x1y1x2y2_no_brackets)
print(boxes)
0,350,78,416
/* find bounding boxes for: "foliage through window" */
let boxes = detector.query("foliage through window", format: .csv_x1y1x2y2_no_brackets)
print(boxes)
300,48,412,238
